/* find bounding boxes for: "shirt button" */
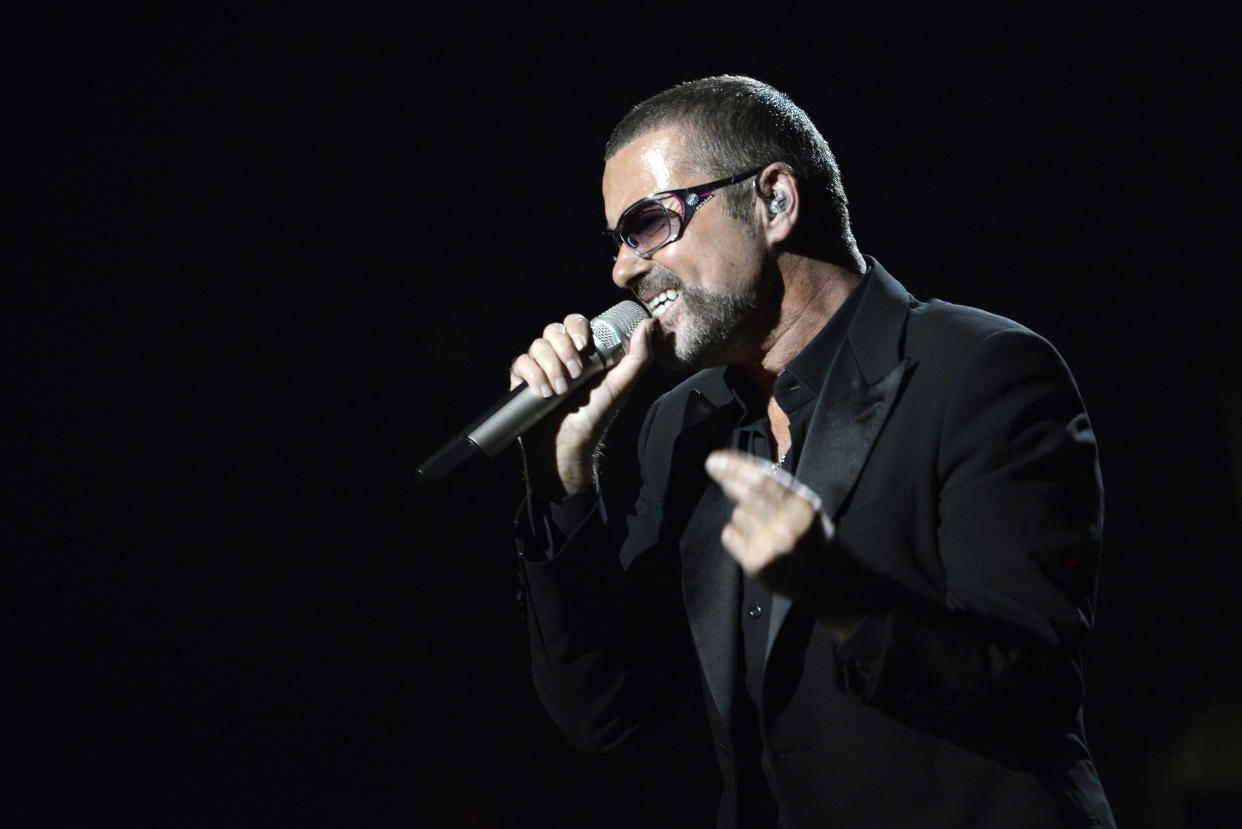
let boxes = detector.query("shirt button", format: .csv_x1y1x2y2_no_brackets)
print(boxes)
747,604,764,619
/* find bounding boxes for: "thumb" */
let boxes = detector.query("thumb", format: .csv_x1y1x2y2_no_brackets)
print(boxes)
602,317,655,393
627,317,656,364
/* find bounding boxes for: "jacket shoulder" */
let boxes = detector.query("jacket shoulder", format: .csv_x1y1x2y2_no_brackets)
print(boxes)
905,297,1058,366
911,297,1033,342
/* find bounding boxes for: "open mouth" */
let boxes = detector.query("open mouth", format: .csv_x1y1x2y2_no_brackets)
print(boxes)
647,288,680,320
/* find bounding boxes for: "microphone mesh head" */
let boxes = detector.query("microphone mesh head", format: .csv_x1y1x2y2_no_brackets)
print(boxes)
591,300,650,354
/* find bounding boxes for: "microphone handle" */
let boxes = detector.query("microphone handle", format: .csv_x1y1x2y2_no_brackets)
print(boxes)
416,299,647,485
415,346,612,484
467,347,612,454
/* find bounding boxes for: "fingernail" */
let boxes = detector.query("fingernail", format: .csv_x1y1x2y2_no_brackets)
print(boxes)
572,334,587,351
554,377,569,395
540,383,553,398
567,358,582,379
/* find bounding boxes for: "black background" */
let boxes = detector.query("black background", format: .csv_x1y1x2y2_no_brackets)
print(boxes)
12,5,1241,827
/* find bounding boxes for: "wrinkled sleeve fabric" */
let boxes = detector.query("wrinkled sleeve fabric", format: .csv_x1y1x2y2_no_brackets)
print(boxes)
515,397,697,753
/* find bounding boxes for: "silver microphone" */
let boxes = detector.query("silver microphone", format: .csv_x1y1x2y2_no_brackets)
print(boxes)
416,300,649,483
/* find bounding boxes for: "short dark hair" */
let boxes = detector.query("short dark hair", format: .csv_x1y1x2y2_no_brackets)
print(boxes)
605,75,860,267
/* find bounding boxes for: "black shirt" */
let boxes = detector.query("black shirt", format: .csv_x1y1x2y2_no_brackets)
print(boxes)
721,279,863,707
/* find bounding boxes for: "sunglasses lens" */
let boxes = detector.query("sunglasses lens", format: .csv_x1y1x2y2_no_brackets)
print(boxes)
617,200,673,255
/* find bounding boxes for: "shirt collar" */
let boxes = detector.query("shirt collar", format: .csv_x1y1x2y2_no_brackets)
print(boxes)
722,268,868,419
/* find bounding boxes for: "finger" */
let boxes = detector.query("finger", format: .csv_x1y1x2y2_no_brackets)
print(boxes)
529,337,572,396
705,449,785,504
719,521,748,567
596,317,655,397
510,353,554,398
728,500,767,537
542,322,584,380
720,521,770,576
733,498,805,556
625,317,655,365
705,449,773,485
563,313,592,353
706,449,825,512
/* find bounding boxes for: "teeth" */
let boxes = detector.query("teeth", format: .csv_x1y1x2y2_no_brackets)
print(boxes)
648,288,679,319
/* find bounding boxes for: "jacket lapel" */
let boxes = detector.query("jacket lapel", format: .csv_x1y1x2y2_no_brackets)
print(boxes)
764,260,915,658
670,383,743,732
666,260,918,719
764,347,910,654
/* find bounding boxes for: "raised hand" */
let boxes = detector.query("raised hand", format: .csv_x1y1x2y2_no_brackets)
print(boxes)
705,449,867,640
510,313,655,499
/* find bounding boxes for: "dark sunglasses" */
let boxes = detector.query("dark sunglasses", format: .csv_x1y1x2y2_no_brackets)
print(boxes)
602,167,765,260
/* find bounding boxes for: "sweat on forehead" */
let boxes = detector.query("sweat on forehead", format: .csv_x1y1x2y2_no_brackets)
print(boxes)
607,120,715,174
605,128,715,193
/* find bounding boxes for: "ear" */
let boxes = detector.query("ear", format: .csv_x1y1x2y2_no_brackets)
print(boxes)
754,162,799,246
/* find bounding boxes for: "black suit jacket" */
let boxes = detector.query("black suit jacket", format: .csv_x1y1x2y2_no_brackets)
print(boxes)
517,260,1115,828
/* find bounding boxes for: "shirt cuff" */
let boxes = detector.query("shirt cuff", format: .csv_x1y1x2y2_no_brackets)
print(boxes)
833,612,887,699
520,485,600,562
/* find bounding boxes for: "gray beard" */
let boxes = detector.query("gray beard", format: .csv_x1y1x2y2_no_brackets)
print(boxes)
655,283,760,370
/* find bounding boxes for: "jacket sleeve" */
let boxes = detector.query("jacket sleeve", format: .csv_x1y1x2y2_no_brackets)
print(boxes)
516,396,699,753
834,326,1103,763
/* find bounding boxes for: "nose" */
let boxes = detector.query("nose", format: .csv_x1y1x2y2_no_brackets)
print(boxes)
611,243,653,291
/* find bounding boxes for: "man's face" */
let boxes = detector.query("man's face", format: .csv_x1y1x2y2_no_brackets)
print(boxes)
603,128,770,370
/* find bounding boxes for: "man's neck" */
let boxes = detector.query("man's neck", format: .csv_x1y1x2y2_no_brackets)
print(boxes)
737,257,861,397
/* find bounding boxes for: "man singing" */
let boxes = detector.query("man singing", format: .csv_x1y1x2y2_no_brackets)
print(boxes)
508,75,1115,828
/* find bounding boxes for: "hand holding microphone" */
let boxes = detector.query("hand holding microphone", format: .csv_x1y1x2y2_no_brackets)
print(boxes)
416,300,653,489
